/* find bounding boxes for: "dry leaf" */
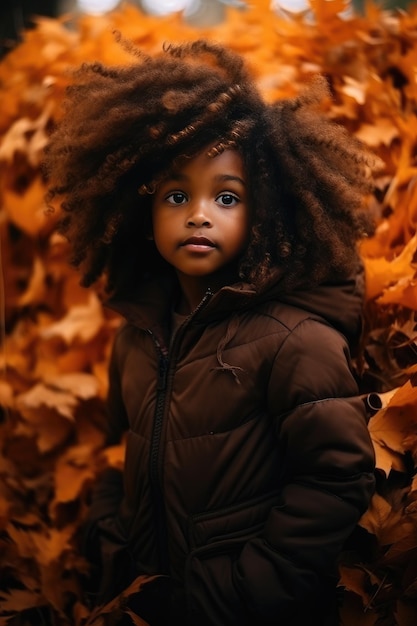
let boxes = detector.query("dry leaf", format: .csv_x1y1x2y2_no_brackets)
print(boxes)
41,292,105,344
3,0,417,623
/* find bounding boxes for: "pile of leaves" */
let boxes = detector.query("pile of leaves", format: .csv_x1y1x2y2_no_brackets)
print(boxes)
1,0,417,623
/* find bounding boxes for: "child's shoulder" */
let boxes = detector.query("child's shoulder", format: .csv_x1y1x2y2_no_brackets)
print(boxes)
256,297,322,326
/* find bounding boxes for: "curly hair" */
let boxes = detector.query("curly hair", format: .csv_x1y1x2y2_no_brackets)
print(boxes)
44,39,381,294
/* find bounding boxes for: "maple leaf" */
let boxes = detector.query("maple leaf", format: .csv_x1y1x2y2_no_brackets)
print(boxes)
364,233,417,301
359,493,415,546
0,380,14,409
0,107,51,166
3,0,417,623
83,575,159,625
52,444,97,507
40,292,105,344
356,118,399,148
101,442,126,471
16,382,78,421
0,589,44,613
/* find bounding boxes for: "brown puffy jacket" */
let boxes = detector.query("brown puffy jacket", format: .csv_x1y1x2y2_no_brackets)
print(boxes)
84,269,375,626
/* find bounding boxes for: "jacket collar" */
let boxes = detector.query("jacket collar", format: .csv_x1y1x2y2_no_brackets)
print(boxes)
105,270,259,329
105,265,365,352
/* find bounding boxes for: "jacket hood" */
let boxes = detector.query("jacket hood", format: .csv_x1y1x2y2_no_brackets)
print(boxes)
276,270,365,352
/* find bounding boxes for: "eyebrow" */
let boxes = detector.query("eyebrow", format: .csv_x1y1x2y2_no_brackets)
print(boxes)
215,174,246,186
165,173,246,186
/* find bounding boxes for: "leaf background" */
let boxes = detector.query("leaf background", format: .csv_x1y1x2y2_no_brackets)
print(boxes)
1,0,417,623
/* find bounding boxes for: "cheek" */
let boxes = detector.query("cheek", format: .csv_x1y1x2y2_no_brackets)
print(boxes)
233,214,251,250
152,212,177,254
151,208,165,240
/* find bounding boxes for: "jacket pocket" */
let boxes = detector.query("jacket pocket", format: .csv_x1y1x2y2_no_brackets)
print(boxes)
187,490,281,550
188,491,281,550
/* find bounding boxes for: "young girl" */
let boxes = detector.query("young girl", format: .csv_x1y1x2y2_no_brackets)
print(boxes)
44,40,378,626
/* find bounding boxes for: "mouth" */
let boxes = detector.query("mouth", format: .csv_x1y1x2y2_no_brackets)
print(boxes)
180,236,217,250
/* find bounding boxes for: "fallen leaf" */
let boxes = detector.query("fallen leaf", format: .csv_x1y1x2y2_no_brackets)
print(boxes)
40,292,105,344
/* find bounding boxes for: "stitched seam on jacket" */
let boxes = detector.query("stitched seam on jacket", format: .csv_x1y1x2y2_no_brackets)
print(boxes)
277,396,345,420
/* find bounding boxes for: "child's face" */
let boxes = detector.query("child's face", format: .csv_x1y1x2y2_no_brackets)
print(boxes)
151,147,250,283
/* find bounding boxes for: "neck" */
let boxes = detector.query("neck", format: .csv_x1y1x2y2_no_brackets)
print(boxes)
175,276,211,315
175,266,238,315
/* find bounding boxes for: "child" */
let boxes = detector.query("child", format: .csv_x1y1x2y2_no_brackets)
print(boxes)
44,40,378,626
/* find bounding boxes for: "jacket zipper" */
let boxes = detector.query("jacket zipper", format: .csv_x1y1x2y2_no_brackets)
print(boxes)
147,289,213,572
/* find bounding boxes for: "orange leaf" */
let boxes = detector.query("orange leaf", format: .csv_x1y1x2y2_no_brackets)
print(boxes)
45,372,100,401
364,233,417,301
101,442,126,471
338,565,371,605
369,382,417,457
377,280,417,310
356,118,399,148
359,493,414,545
40,292,104,344
3,176,49,236
16,382,78,421
0,588,44,613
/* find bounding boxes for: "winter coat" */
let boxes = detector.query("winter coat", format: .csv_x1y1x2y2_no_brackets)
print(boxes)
84,267,375,626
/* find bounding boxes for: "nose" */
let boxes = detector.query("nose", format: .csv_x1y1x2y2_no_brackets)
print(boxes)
186,201,212,228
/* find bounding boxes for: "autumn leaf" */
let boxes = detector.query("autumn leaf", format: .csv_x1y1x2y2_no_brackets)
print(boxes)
3,176,50,237
0,589,44,613
364,233,417,301
4,0,417,624
356,118,399,148
368,381,417,479
84,575,159,625
101,442,126,471
16,382,78,421
359,492,415,545
40,292,105,344
52,444,97,508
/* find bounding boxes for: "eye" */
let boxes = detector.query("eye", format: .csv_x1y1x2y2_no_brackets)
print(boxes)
216,193,239,207
166,191,187,205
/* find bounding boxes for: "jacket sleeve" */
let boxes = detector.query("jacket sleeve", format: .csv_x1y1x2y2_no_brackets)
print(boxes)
188,317,375,625
235,318,375,621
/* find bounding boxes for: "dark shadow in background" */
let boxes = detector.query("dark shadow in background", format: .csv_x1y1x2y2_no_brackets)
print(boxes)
1,0,59,58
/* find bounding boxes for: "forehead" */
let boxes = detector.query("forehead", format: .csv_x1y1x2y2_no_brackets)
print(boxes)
172,147,246,178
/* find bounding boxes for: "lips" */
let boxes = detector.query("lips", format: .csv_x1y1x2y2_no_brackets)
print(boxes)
181,236,216,248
